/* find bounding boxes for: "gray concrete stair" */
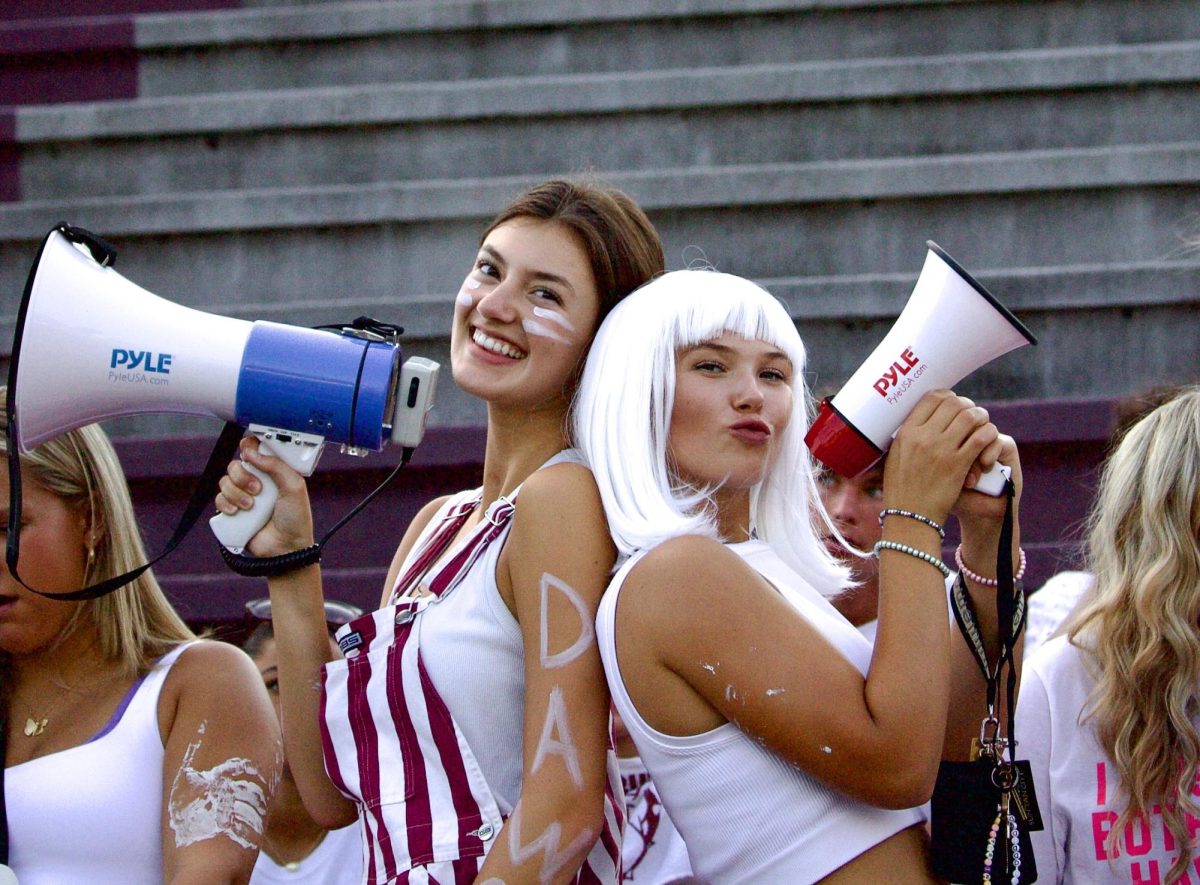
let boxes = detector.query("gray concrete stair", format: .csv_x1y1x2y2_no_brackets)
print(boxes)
131,0,1200,96
13,41,1200,200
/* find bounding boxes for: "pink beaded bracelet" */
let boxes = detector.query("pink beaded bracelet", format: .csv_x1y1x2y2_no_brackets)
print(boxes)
954,544,1026,587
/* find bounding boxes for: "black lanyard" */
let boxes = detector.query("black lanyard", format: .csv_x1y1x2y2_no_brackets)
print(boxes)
948,479,1026,761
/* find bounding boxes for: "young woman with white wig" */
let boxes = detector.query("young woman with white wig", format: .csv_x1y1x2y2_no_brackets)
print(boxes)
574,269,1025,883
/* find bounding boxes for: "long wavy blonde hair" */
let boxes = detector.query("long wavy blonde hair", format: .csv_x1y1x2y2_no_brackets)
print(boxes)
1068,385,1200,882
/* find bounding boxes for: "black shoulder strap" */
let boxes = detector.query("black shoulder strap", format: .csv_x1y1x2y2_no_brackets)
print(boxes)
5,420,245,601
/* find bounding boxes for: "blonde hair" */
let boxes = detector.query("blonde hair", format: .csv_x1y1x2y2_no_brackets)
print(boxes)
1068,386,1200,883
573,269,850,593
1,387,194,683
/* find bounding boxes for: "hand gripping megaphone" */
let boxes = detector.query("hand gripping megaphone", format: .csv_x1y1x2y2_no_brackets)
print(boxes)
805,241,1035,496
8,224,439,557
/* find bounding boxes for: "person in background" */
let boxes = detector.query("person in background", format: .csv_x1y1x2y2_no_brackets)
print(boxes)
819,461,887,641
216,179,665,883
1,388,280,884
1017,386,1200,884
241,597,364,884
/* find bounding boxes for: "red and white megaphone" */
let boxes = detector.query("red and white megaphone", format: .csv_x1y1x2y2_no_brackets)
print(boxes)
805,241,1035,496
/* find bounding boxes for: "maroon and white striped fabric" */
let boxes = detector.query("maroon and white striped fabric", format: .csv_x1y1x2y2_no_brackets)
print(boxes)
321,487,623,883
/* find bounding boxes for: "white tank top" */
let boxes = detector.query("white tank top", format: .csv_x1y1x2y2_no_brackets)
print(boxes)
6,642,195,885
393,448,583,813
597,540,927,883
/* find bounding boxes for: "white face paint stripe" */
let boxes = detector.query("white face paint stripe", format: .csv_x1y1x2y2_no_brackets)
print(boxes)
531,685,584,791
522,318,571,345
456,277,481,309
531,306,576,333
506,800,597,885
539,573,595,669
168,723,269,851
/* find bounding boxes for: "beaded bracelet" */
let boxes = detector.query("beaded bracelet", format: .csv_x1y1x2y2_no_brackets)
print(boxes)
873,540,952,579
877,507,946,540
955,544,1027,587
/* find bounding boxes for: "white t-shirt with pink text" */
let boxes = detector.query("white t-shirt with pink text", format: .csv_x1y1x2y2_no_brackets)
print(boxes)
1017,634,1200,884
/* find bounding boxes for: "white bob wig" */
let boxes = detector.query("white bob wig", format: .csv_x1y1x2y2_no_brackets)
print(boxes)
573,268,850,595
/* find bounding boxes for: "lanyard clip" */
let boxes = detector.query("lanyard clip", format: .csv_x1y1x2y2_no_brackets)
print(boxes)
970,711,1007,761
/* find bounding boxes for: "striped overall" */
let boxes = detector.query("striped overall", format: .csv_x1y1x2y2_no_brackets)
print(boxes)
321,487,623,884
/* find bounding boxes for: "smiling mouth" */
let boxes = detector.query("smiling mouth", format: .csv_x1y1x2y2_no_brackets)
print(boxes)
472,328,527,360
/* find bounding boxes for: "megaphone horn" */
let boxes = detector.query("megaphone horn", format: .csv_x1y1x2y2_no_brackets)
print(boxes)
8,224,439,557
805,241,1035,496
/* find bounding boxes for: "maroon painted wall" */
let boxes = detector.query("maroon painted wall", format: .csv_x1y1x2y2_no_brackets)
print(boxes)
0,2,245,201
0,3,239,22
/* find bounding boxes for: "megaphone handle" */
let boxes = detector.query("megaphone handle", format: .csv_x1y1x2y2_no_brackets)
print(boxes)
209,462,278,555
972,462,1011,498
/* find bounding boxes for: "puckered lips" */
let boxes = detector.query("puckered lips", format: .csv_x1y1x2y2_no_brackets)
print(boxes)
471,326,527,361
730,418,771,445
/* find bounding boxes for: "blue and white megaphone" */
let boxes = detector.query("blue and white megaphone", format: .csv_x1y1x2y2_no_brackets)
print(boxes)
8,224,439,554
805,241,1035,496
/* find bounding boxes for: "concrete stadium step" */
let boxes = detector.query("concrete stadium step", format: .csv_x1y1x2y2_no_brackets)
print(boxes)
2,141,1195,418
130,0,1200,98
4,140,1195,268
13,41,1200,201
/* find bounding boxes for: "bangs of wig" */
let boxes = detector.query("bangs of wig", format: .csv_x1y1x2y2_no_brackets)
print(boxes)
657,271,808,377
